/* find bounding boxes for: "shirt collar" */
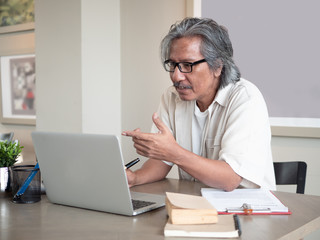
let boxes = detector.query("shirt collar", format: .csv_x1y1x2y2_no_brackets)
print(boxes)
213,82,235,107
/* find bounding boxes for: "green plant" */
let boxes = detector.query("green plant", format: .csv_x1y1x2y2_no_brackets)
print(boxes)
0,140,24,167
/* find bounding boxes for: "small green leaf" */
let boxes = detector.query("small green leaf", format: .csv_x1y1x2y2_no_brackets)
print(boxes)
0,140,24,167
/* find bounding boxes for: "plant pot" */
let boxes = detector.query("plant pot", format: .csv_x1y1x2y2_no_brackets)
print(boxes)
0,167,12,192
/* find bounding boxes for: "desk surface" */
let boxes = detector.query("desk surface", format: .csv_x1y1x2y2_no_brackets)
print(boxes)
1,178,320,240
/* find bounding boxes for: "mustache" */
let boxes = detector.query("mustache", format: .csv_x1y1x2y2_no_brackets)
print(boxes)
173,82,192,89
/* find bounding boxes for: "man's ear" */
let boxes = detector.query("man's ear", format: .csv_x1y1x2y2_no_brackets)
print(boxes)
213,59,223,78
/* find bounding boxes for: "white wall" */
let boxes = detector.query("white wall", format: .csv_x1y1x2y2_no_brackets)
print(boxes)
202,0,320,119
81,0,121,134
35,0,121,135
35,0,83,132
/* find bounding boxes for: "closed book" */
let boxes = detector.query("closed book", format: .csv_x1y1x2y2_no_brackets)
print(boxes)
166,192,218,225
164,215,241,238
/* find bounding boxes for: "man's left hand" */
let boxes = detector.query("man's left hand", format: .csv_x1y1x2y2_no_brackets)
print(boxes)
122,113,178,162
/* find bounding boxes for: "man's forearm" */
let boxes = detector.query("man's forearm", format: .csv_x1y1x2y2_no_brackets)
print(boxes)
133,159,171,186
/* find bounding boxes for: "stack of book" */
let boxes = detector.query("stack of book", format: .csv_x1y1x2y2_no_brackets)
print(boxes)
164,192,241,238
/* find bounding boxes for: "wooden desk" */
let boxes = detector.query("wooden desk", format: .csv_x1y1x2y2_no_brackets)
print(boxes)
1,178,320,240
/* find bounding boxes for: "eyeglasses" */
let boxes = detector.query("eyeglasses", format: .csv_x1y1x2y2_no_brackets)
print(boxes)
163,59,207,73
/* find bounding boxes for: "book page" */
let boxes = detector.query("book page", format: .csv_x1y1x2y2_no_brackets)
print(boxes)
166,192,215,209
201,188,289,213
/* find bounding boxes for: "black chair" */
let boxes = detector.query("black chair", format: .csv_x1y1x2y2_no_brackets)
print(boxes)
273,161,307,194
0,132,14,142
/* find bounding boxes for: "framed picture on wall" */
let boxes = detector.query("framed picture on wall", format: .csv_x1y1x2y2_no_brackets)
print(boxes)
0,0,35,34
0,53,36,125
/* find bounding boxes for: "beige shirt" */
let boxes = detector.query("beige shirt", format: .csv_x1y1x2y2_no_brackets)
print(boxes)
152,78,276,190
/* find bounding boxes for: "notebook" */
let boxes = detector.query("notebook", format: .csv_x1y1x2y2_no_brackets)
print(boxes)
31,131,165,216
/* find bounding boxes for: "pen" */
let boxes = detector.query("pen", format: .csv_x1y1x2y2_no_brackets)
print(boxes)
226,203,271,214
13,163,40,201
125,158,140,170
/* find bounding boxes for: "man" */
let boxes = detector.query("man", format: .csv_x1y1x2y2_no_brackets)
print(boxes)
122,18,276,191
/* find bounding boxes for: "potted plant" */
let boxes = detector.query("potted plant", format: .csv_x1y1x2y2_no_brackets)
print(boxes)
0,141,23,192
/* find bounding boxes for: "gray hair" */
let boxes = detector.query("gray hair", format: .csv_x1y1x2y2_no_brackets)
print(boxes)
160,18,241,88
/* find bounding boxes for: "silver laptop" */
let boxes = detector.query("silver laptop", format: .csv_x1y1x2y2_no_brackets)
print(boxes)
31,131,165,216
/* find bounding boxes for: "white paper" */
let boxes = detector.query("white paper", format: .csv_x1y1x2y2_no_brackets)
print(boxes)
201,188,289,213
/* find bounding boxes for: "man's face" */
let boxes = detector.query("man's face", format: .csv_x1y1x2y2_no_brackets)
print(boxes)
169,37,221,111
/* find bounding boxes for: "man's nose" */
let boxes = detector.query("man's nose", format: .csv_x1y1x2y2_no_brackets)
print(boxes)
171,66,186,81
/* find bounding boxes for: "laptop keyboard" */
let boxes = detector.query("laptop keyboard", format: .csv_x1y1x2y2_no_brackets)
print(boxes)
131,199,155,210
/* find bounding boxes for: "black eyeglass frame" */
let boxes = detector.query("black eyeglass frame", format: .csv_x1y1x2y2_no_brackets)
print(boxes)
163,59,207,73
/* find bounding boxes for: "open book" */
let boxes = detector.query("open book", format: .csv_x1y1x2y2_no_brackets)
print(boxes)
201,188,291,215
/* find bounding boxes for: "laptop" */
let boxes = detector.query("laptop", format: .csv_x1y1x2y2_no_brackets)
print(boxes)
31,131,165,216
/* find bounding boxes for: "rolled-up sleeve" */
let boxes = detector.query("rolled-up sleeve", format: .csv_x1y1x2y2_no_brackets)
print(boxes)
217,82,275,189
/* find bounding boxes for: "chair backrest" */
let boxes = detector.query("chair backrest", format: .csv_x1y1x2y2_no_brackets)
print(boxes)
273,161,307,194
0,132,14,142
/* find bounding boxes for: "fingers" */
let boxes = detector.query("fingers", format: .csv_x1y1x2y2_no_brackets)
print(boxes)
133,142,150,157
121,112,171,159
122,127,155,142
122,112,168,137
152,112,168,134
122,128,141,137
125,169,135,188
122,128,151,157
